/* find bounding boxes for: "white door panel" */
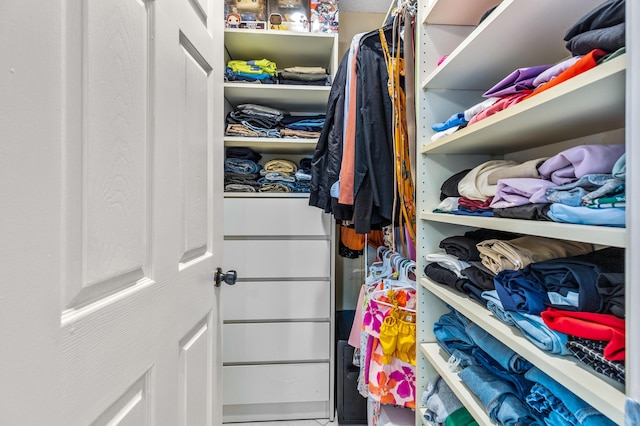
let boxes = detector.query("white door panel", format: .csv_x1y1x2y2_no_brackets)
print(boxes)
0,0,225,424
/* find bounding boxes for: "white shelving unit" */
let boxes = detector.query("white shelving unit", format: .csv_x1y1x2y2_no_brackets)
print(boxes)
415,1,635,425
221,29,338,423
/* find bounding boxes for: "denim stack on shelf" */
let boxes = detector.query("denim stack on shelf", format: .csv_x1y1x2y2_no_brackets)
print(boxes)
225,103,285,138
224,147,262,193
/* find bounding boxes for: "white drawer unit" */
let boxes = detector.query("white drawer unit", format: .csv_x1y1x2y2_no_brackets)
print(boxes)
223,239,331,280
222,363,331,406
223,280,330,322
224,197,332,237
223,322,331,363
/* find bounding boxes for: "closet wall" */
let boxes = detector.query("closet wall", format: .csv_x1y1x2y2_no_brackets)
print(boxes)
415,0,637,424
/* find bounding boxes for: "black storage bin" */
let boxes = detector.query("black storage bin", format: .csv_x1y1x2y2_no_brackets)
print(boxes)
337,340,367,424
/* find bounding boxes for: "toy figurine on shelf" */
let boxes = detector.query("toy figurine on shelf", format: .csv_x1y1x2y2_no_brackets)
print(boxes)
310,0,338,33
226,13,241,28
267,0,310,32
224,0,267,30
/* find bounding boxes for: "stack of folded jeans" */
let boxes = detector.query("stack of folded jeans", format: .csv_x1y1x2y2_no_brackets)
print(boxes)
225,104,286,138
433,309,542,425
224,147,263,192
280,115,326,139
525,367,617,426
257,158,312,193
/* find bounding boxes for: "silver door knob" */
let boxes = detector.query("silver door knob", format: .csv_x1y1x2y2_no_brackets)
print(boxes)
214,267,237,287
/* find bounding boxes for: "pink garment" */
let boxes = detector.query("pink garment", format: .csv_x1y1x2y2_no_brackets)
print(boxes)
467,91,532,126
538,144,626,185
348,285,366,347
367,339,416,408
338,42,359,205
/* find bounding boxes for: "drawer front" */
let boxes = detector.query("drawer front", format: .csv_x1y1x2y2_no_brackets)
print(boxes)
222,363,330,405
224,197,332,236
223,322,330,363
224,239,330,279
223,280,330,321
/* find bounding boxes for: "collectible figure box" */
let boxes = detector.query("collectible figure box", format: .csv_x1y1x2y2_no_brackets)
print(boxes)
310,0,338,33
267,0,310,32
225,0,268,29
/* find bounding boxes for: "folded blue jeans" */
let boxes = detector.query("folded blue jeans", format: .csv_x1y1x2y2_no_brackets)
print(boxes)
525,367,616,426
224,158,262,174
433,309,475,355
466,323,532,373
459,365,538,425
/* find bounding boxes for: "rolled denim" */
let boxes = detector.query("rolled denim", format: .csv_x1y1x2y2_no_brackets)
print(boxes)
482,291,569,354
224,184,256,192
482,290,516,326
264,159,297,175
471,348,533,399
258,183,292,193
280,128,320,139
241,121,280,138
261,172,296,183
525,367,617,426
458,365,538,425
546,174,623,206
433,310,474,356
224,158,262,174
466,323,532,373
225,123,262,137
294,170,312,181
508,311,570,355
285,118,325,130
526,383,578,425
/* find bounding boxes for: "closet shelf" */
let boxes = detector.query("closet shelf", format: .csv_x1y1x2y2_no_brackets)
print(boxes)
422,0,605,91
420,343,493,425
224,137,317,154
421,278,625,425
224,29,336,70
224,193,310,199
423,0,502,26
421,55,626,155
224,83,331,113
419,212,625,248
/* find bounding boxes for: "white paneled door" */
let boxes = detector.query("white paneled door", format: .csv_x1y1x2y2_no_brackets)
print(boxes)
0,0,225,425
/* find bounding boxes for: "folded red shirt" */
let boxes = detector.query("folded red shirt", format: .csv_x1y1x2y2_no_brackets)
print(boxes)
541,307,625,361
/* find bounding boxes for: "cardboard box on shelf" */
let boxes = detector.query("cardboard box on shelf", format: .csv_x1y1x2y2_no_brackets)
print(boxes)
225,0,268,29
267,0,310,32
310,0,338,33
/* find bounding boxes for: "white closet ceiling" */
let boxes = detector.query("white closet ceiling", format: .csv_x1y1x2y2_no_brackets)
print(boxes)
339,0,391,13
